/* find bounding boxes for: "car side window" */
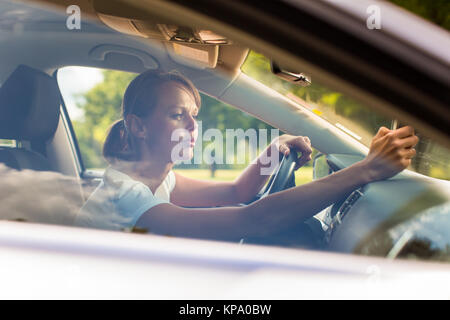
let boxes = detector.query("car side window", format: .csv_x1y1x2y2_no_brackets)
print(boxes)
242,51,450,181
58,66,313,185
58,67,135,171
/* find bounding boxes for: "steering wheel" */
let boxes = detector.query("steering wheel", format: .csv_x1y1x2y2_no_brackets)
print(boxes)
262,151,298,196
243,151,324,249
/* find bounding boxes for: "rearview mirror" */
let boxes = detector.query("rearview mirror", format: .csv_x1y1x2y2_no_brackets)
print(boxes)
271,61,311,86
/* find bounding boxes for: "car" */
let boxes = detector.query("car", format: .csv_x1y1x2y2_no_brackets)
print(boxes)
0,0,449,299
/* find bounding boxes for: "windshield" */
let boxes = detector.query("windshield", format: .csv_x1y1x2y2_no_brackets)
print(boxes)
241,51,450,180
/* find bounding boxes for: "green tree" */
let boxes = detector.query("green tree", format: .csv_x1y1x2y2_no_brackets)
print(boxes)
74,1,449,177
74,69,273,172
73,70,136,168
389,0,450,30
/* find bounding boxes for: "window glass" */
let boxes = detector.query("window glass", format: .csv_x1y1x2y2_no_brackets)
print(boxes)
242,51,450,180
0,0,448,267
58,66,313,185
58,67,134,170
0,139,16,147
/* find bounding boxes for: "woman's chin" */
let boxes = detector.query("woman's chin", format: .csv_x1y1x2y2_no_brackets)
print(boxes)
187,148,195,160
171,148,194,163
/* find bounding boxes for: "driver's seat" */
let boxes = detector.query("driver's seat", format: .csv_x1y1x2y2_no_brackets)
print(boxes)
0,65,83,225
0,64,60,172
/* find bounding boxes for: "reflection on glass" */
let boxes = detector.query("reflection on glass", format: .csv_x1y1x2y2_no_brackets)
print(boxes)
242,51,450,180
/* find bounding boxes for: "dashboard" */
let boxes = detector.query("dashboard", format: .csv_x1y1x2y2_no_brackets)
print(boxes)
313,154,450,262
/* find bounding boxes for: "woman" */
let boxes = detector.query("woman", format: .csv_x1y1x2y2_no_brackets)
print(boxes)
75,70,419,241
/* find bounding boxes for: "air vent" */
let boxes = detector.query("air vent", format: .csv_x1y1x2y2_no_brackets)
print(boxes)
325,188,364,243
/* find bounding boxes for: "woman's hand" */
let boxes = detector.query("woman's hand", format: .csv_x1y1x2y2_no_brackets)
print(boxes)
362,126,419,182
275,134,313,170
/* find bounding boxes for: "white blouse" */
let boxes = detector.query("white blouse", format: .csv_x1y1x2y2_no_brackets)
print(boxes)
74,166,176,231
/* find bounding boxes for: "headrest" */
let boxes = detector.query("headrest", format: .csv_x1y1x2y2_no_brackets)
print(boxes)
0,65,61,141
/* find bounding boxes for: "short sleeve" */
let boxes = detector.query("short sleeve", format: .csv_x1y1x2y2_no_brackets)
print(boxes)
114,180,169,228
75,167,171,231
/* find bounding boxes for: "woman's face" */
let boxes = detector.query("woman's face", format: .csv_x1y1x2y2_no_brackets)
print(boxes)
142,81,199,163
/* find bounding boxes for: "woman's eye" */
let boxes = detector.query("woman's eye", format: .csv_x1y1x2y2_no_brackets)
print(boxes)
172,113,198,120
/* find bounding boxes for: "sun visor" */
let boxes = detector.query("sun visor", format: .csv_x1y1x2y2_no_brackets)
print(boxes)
165,42,219,69
93,1,226,69
96,12,166,39
97,12,221,68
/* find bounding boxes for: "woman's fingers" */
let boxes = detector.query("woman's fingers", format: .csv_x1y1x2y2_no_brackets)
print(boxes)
279,143,290,156
288,136,312,155
276,135,313,169
295,155,312,170
394,125,415,139
366,126,419,181
286,136,313,168
401,147,417,159
396,135,419,149
379,129,419,151
375,126,390,138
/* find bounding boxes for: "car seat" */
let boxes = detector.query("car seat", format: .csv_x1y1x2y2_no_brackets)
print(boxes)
0,65,83,226
0,64,60,171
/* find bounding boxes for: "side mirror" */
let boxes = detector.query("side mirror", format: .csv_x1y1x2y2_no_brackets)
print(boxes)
271,61,311,86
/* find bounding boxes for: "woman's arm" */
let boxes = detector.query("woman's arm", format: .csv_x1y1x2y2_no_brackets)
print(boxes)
233,134,312,202
171,135,312,207
170,173,237,207
137,126,418,241
136,159,369,241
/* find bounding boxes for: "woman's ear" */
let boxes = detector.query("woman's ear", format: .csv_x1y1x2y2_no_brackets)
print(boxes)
125,114,146,139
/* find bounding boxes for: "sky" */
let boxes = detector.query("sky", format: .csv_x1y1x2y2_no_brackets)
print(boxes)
57,66,104,120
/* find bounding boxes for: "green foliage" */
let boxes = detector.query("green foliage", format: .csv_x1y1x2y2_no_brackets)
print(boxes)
198,95,272,135
241,50,449,179
73,69,274,170
72,70,136,168
242,51,391,141
72,1,449,178
388,0,450,30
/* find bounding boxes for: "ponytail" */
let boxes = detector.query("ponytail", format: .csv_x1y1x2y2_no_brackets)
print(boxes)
102,119,139,163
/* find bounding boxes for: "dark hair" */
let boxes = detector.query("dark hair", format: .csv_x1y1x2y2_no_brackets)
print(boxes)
103,70,201,163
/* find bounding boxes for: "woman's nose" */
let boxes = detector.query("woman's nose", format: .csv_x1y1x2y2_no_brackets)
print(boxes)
186,114,197,131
